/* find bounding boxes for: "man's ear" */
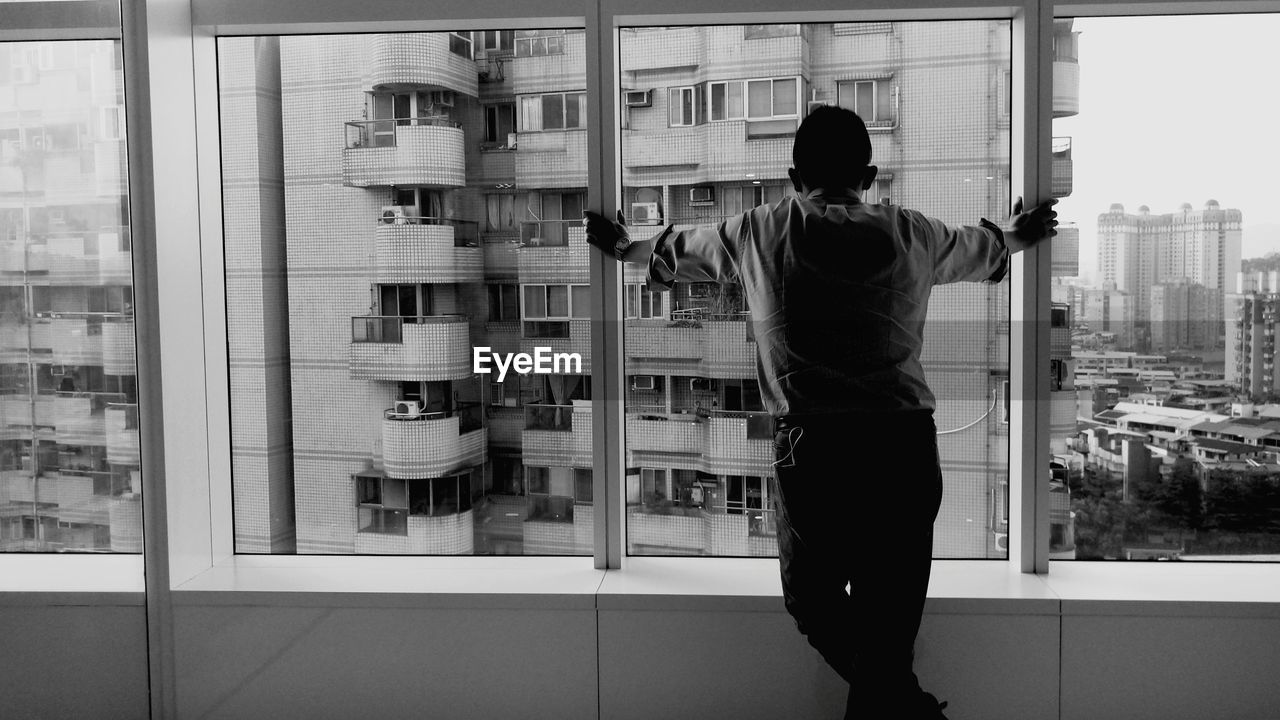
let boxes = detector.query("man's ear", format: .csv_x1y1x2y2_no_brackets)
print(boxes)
861,165,879,191
788,167,804,194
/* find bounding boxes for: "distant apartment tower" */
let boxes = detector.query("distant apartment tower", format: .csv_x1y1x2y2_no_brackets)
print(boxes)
1097,200,1242,348
0,41,142,551
1227,272,1280,398
1150,281,1218,352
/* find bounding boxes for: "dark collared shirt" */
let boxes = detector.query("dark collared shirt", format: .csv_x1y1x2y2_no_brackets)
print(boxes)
646,189,1008,417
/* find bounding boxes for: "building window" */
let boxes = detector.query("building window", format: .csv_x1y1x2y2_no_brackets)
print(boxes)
708,80,746,121
355,473,408,535
448,32,473,59
667,85,702,127
519,92,586,131
746,77,798,120
480,30,514,54
744,25,801,39
514,29,566,57
483,103,516,146
488,283,520,321
837,78,895,126
625,284,666,319
485,194,517,232
521,283,589,338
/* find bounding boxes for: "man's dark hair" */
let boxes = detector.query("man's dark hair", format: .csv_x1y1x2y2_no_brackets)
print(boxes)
791,105,873,191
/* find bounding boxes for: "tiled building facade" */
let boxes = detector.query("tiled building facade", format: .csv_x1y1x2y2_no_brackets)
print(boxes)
219,20,1080,559
0,41,142,551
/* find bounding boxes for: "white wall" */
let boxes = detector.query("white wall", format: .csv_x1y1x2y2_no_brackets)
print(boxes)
4,595,1280,719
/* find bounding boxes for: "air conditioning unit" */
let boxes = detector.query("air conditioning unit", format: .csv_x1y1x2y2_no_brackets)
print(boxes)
50,365,67,377
806,100,827,115
380,205,411,224
690,377,715,392
631,202,660,226
993,532,1009,551
392,400,423,417
624,90,652,107
689,187,714,204
631,375,656,391
430,90,455,107
506,132,518,149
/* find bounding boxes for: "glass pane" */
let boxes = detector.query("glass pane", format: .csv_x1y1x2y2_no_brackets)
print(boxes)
219,29,589,555
620,22,1011,558
547,285,568,317
1052,15,1280,561
0,39,140,553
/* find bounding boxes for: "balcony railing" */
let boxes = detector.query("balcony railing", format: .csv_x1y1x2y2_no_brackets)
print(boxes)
383,401,483,434
518,220,582,248
709,409,774,440
351,314,468,344
524,402,574,431
344,117,462,149
377,216,478,247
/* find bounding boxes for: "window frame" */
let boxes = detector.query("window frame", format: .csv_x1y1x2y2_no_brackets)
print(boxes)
13,0,1269,631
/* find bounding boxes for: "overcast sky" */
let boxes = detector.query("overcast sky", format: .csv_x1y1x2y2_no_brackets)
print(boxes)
1053,14,1280,282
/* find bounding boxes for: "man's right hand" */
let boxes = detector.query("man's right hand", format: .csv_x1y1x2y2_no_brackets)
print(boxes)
583,210,631,259
1006,197,1058,253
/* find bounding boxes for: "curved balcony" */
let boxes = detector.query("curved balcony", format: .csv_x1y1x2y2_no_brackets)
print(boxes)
45,232,100,284
521,401,593,468
109,494,143,553
626,412,707,455
53,393,106,446
1053,58,1079,118
354,510,475,555
97,227,132,284
517,319,592,373
704,412,774,476
101,317,136,376
349,314,472,381
381,406,486,480
624,314,756,378
105,404,140,466
1051,136,1073,199
374,219,482,285
0,241,48,274
49,316,103,366
369,34,478,97
517,221,589,284
513,130,587,188
342,119,465,188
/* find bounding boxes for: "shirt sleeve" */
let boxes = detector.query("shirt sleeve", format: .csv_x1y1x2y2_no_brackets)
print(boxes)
915,211,1010,285
645,214,745,291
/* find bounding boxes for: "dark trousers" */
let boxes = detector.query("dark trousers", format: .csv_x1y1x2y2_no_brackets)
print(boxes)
773,411,943,719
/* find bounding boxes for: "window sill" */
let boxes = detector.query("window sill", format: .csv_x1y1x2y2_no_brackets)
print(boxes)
0,554,144,604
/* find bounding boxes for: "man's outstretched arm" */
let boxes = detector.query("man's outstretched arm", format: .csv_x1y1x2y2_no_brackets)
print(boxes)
583,210,742,288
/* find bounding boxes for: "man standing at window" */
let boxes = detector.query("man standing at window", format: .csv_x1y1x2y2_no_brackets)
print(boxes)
584,106,1056,720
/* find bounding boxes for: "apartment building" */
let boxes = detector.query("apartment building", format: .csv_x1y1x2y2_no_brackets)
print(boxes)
1097,200,1242,350
218,19,1080,558
0,42,141,551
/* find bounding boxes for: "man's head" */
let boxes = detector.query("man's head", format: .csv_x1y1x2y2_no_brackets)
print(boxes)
788,105,877,195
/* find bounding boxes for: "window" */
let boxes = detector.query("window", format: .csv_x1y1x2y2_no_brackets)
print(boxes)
620,22,1010,559
522,283,590,337
668,85,700,127
220,29,588,555
625,284,665,319
488,283,520,321
837,78,894,126
709,80,745,121
519,92,586,131
0,39,137,554
746,77,798,119
514,29,566,57
483,103,516,145
448,32,473,59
